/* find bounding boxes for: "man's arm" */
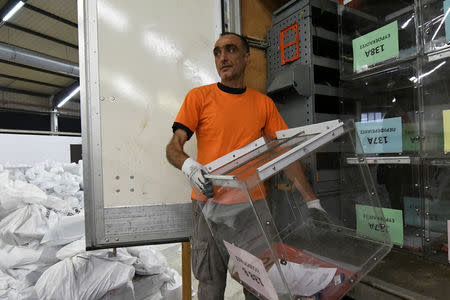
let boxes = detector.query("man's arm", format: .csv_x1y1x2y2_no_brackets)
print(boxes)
166,129,189,169
284,161,316,202
166,128,214,198
283,161,328,214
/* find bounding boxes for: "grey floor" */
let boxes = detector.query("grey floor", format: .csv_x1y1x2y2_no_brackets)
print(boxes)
153,243,244,300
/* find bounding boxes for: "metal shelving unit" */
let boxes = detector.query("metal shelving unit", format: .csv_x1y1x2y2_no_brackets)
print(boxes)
266,0,342,197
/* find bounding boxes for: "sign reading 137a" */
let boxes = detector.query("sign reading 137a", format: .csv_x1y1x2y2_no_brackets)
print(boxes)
355,117,403,154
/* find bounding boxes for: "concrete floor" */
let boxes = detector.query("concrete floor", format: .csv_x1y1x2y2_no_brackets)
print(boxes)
153,243,244,300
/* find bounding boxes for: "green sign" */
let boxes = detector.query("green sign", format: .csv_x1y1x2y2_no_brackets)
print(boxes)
352,21,399,72
356,204,403,246
402,122,419,152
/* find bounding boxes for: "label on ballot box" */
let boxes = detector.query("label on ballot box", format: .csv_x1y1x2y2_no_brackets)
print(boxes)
224,240,278,300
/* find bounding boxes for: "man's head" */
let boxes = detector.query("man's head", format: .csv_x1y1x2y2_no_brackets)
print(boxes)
213,32,250,87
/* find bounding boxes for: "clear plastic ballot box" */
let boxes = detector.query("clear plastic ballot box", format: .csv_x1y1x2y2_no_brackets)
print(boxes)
196,120,392,300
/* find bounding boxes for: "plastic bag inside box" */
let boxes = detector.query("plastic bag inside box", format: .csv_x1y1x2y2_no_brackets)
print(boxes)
195,120,392,300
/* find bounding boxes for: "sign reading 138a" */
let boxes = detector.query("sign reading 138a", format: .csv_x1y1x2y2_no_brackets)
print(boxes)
352,21,399,72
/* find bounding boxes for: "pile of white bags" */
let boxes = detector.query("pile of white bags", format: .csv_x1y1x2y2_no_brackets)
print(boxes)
0,161,182,300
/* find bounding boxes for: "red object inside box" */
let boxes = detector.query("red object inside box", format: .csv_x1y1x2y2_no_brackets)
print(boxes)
232,243,360,300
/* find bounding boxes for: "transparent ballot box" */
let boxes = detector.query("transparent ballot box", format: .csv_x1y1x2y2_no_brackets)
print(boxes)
196,120,392,300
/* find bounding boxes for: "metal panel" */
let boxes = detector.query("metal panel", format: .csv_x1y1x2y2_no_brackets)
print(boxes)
276,119,342,138
223,0,241,34
0,62,75,86
79,0,103,249
0,26,79,63
346,156,412,165
80,0,222,248
267,2,311,82
205,137,266,172
28,0,78,24
7,80,59,94
12,8,78,45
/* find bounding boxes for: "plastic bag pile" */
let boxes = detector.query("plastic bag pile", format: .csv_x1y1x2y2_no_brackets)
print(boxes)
0,161,181,300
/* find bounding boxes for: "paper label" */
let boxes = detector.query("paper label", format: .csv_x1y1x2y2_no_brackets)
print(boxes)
444,0,450,42
352,21,399,72
444,110,450,153
355,117,403,154
356,204,403,246
224,241,278,300
402,122,419,152
267,261,336,297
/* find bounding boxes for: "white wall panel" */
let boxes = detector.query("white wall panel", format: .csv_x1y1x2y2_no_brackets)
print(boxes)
0,133,81,165
96,0,220,207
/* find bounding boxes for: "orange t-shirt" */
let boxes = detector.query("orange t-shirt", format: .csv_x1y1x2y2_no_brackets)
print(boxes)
174,83,288,200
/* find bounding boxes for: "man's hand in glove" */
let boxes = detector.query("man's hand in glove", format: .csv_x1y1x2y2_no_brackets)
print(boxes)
182,158,214,198
306,199,330,225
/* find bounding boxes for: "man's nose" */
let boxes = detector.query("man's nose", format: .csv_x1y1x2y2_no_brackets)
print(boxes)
218,50,228,62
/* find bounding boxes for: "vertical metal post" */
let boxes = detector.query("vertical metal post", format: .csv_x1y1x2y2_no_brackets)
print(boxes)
223,0,241,34
50,109,58,132
182,241,192,300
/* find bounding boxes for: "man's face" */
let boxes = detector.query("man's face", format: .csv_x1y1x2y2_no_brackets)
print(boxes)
213,34,249,83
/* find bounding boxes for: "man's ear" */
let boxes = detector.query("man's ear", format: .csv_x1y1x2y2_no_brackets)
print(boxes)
244,51,250,65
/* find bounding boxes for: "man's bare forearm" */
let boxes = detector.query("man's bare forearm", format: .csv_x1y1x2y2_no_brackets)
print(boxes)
166,130,189,170
284,161,317,202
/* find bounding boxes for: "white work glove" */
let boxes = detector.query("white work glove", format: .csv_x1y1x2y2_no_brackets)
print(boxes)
306,199,330,225
182,158,214,198
306,199,326,212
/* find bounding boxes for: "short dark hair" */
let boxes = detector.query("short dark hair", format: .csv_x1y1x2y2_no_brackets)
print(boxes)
220,32,250,53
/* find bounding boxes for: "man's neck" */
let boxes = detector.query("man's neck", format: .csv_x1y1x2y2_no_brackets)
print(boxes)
217,82,246,94
220,79,245,89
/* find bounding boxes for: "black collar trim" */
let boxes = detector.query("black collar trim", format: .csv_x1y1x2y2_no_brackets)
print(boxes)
217,82,246,94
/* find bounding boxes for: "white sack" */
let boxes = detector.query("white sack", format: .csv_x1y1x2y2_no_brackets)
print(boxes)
35,254,135,300
25,162,81,199
0,204,57,247
6,286,38,300
0,172,47,219
0,243,43,269
39,194,74,212
126,246,168,275
41,213,84,246
56,237,85,260
8,168,27,182
0,175,48,206
0,269,16,299
160,268,182,300
101,273,172,300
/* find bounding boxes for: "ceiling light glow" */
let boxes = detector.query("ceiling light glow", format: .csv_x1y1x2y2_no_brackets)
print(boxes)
57,86,80,108
2,1,25,22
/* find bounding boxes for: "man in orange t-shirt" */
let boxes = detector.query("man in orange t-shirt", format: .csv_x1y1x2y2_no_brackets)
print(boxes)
166,33,326,300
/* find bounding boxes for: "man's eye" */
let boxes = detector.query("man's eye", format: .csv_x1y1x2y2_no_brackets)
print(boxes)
226,46,236,53
213,50,220,56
